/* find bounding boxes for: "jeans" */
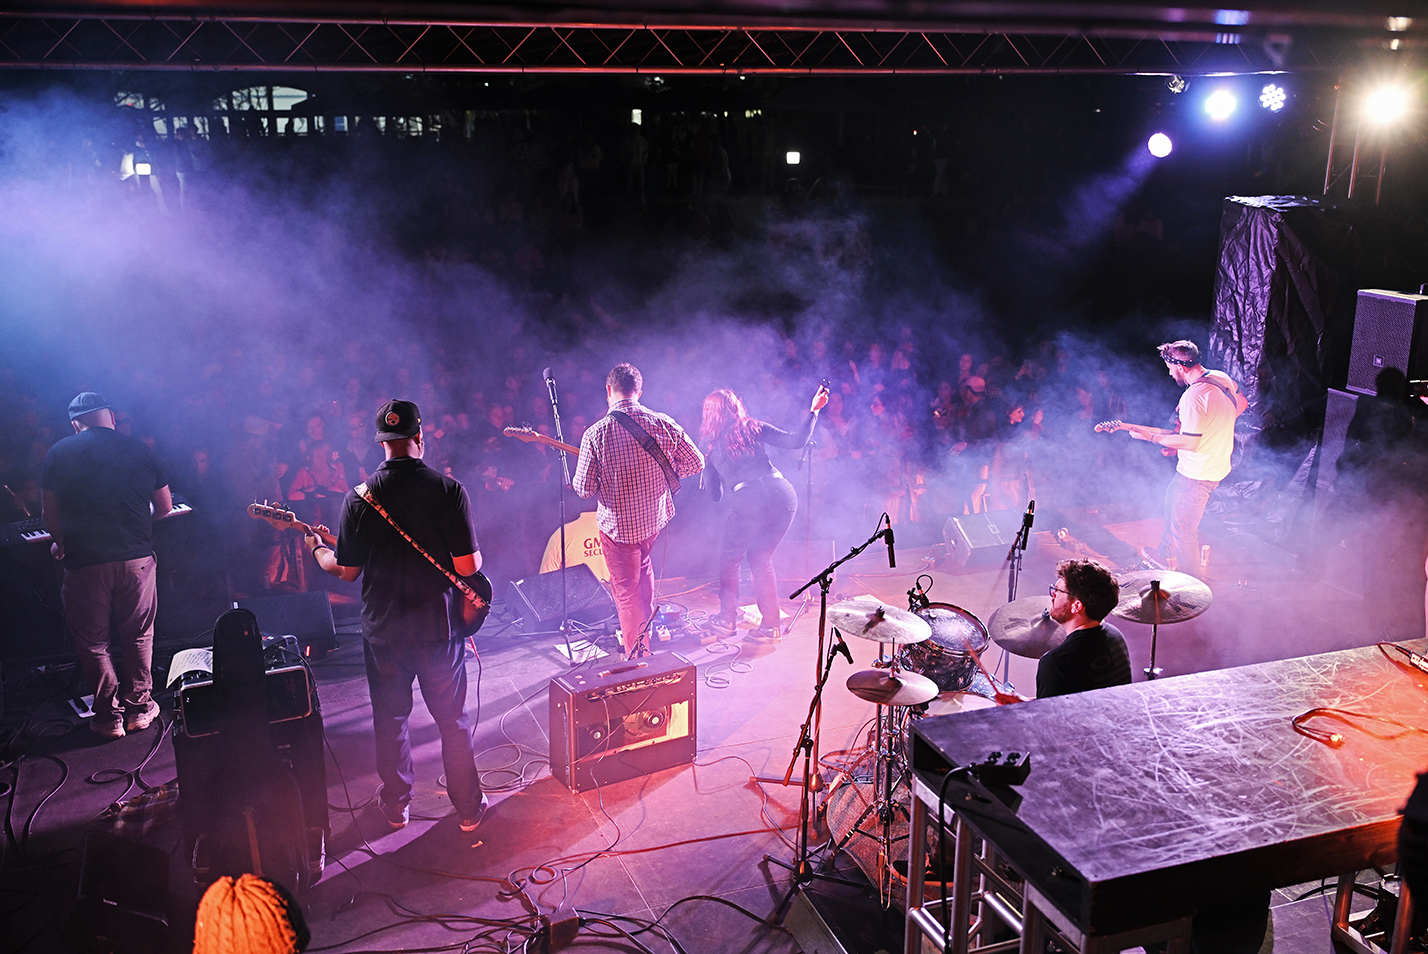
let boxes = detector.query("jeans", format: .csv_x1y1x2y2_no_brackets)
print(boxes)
719,476,798,628
62,555,156,729
1160,471,1219,572
601,531,656,655
364,638,483,818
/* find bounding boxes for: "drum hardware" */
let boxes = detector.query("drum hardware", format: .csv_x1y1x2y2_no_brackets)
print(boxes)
986,596,1064,660
1112,570,1214,680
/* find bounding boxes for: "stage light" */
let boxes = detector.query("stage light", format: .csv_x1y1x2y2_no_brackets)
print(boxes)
631,109,642,125
786,151,801,165
1364,85,1411,124
1167,75,1188,94
1259,83,1286,112
135,161,152,176
1205,89,1237,122
1147,133,1173,157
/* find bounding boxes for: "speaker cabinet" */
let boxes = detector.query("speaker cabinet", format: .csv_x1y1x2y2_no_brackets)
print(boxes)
237,591,337,656
1347,288,1428,399
550,651,696,792
63,831,169,954
507,564,616,625
942,511,1034,569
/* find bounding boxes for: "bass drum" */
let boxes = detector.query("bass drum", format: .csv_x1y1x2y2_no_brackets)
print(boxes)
904,602,990,693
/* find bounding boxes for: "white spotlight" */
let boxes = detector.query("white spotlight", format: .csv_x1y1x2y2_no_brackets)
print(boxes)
1147,133,1173,157
786,151,801,165
1364,85,1411,124
1205,89,1238,122
1259,83,1286,112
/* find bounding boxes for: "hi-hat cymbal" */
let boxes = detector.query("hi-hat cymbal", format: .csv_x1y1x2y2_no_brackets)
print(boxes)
987,596,1065,659
846,668,940,706
1113,570,1213,624
828,600,932,644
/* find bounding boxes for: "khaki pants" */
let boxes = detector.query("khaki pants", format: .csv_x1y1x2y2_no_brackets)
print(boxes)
62,556,156,729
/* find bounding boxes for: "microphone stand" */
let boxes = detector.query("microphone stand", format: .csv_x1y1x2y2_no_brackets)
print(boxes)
762,521,894,920
1002,500,1034,684
783,436,818,634
540,371,577,663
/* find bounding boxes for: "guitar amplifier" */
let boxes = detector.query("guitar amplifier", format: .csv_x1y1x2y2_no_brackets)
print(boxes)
550,652,696,793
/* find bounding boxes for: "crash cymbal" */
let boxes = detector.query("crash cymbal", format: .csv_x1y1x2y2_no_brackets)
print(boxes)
1113,570,1213,625
828,600,932,644
987,596,1065,660
846,668,940,706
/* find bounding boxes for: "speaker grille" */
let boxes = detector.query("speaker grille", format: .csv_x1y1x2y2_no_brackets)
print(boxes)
507,565,615,624
1346,289,1428,397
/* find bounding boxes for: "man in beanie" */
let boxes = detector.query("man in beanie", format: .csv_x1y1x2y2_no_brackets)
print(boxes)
304,399,487,832
41,392,172,739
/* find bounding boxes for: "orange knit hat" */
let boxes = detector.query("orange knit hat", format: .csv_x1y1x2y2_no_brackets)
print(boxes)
193,873,308,954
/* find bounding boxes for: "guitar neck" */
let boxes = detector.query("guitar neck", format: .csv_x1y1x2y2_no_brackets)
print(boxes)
503,427,579,456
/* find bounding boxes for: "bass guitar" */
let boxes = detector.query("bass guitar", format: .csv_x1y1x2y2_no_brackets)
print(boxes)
246,502,493,636
504,426,578,456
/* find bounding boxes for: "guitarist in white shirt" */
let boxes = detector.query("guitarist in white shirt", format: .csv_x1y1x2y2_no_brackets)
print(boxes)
1096,340,1247,575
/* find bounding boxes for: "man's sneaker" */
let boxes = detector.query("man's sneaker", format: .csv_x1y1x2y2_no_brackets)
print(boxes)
376,787,409,829
1138,546,1168,571
90,718,125,740
747,626,783,644
125,700,161,732
459,793,490,833
706,614,736,637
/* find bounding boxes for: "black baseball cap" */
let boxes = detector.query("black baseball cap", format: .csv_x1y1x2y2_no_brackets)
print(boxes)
374,399,421,442
68,392,111,421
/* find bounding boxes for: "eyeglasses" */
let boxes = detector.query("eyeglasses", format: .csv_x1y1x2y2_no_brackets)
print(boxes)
1049,584,1067,597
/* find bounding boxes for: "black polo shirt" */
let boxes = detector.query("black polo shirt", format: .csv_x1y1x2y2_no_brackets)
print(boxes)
336,457,477,645
40,427,167,569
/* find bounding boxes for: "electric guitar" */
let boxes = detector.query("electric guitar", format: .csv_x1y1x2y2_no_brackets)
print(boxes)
246,502,493,636
504,426,579,456
1094,420,1178,458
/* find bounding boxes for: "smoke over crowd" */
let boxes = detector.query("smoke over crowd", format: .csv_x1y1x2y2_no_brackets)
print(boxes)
1,74,1361,631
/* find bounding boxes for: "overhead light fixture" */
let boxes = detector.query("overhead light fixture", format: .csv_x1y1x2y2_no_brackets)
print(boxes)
1167,75,1188,94
1364,85,1412,124
786,151,801,165
1259,83,1287,112
1147,133,1174,157
1205,89,1238,121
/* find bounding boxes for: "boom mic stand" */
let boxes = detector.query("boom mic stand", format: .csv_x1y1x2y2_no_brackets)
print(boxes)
763,519,896,920
999,500,1035,684
531,368,578,663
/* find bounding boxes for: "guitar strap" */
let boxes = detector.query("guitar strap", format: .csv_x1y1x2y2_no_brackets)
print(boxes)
353,481,488,612
608,410,682,495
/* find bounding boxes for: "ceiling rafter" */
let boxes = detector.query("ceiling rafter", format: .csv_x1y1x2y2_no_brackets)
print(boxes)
0,12,1383,74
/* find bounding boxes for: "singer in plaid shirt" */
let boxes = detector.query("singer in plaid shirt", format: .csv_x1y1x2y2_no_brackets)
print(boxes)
573,363,704,658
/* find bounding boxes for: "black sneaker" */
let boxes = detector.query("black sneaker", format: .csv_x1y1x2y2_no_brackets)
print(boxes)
747,626,783,643
459,793,490,833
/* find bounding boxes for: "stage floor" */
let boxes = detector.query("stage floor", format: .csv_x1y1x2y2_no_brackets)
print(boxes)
1,512,1415,953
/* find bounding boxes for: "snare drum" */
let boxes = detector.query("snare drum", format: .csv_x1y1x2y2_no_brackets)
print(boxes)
904,602,990,693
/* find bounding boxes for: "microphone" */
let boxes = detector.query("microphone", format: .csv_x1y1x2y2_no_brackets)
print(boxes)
834,633,854,665
543,367,558,405
884,521,896,569
1022,499,1036,531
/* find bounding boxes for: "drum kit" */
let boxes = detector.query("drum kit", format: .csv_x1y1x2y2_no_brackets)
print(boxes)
830,566,1215,882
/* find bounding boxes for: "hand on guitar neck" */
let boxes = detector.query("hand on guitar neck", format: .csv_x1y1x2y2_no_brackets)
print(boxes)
1095,420,1180,457
247,502,336,546
503,425,579,456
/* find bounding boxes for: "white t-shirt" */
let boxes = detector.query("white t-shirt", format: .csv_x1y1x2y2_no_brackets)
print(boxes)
1175,370,1241,482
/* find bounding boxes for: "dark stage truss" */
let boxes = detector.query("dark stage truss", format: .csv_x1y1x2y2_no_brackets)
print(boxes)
0,12,1406,75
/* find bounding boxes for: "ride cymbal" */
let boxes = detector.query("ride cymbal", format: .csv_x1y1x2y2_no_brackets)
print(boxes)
828,600,932,644
987,596,1065,659
1112,570,1213,624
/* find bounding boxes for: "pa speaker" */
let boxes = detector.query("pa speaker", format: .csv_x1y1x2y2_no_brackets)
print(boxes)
62,831,169,954
1346,288,1428,399
237,591,337,656
943,511,1034,569
550,651,696,792
507,564,615,625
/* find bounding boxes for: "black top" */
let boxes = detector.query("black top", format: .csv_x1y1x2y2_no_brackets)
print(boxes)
1035,621,1132,699
706,411,817,499
336,457,477,645
40,428,167,569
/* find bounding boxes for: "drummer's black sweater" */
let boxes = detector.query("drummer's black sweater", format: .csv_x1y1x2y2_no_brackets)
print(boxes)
1035,621,1132,699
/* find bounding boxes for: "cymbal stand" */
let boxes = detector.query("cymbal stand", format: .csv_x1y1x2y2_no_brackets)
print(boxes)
1144,579,1164,679
764,523,896,920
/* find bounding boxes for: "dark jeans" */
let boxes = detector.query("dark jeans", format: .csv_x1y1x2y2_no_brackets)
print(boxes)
719,476,798,628
364,638,483,818
1160,471,1219,572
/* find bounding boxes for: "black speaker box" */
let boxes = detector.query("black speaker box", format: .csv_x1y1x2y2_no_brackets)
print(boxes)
550,651,696,792
237,591,337,655
1346,288,1428,399
63,831,169,954
507,564,616,625
942,511,1035,569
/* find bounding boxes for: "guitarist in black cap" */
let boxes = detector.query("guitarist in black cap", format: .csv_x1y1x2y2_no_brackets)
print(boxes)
306,398,490,833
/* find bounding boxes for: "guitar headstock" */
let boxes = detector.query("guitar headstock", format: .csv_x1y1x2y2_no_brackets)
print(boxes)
248,501,298,526
1094,421,1123,433
503,426,540,443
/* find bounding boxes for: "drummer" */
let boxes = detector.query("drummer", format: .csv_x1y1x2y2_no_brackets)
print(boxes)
1034,559,1132,699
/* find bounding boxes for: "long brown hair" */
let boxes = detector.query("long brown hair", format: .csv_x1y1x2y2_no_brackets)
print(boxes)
700,389,757,459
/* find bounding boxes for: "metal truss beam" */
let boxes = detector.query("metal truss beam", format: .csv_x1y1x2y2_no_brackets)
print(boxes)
0,14,1379,74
